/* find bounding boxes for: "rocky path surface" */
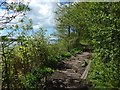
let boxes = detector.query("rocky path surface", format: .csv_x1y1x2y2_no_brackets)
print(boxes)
44,52,92,90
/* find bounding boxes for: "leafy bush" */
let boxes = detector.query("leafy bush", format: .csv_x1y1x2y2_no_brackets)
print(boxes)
70,48,81,56
61,52,72,58
87,3,120,88
21,67,54,89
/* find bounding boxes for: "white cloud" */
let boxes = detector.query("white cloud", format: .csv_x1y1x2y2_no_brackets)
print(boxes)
0,0,58,36
26,0,58,29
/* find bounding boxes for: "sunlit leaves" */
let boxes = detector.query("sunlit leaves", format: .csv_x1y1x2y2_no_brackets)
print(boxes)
16,3,25,12
87,2,120,88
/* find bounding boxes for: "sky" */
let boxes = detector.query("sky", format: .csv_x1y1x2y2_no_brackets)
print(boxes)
24,0,76,36
26,0,57,36
0,0,77,38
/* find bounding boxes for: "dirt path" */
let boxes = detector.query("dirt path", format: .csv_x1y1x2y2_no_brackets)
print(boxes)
45,52,92,90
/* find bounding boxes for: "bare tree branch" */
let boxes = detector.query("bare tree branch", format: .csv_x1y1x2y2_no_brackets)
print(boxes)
0,1,30,29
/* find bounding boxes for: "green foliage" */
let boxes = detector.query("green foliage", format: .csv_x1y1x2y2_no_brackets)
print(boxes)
61,52,72,58
86,2,120,88
21,67,54,89
88,52,119,88
1,17,71,89
1,16,54,89
9,2,30,12
55,2,91,51
70,48,81,56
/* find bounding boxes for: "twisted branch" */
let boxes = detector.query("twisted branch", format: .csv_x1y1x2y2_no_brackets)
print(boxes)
0,1,30,29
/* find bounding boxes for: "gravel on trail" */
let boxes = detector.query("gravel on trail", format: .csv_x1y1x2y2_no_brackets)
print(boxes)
44,52,93,90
